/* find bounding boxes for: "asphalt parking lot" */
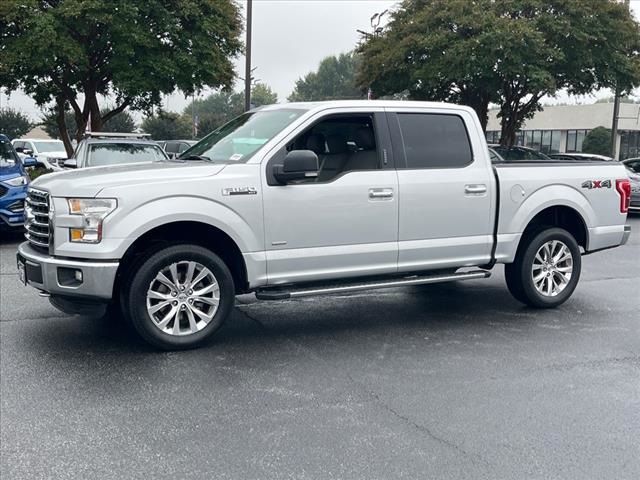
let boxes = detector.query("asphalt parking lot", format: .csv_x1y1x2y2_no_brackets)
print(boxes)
1,217,639,480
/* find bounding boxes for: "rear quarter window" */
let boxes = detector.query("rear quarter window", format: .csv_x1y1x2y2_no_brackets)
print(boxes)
397,113,472,169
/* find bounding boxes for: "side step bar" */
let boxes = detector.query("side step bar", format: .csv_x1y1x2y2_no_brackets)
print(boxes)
255,270,491,301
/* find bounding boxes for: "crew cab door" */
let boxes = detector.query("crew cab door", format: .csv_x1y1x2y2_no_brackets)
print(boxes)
387,108,495,271
261,110,398,285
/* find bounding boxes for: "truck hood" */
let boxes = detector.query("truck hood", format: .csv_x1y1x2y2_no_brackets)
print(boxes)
36,150,67,158
31,160,226,197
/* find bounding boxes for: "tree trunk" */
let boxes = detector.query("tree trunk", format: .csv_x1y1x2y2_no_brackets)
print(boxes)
499,106,520,148
74,87,102,143
460,89,490,133
55,98,74,158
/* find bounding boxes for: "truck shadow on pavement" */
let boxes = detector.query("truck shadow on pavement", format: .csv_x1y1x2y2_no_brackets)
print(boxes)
17,280,549,360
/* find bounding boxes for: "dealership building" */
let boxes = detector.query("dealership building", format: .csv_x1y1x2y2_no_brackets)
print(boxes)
485,102,640,159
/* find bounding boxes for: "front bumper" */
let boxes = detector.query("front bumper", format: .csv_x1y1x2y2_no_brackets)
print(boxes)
16,242,119,300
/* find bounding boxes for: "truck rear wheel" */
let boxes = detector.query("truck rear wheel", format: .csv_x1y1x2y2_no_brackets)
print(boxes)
505,227,581,308
124,244,235,350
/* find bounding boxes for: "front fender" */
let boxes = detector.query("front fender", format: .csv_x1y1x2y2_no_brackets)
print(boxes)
54,194,263,260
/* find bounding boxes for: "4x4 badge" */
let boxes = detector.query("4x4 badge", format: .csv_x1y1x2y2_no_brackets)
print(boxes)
581,180,611,189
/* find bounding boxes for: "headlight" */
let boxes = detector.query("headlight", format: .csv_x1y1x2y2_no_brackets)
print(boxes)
4,175,29,186
67,198,117,243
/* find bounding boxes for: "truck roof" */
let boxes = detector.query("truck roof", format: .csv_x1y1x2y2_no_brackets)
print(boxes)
258,100,476,114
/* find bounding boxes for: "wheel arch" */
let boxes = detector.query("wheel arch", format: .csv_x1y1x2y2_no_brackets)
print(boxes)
113,221,249,298
519,205,589,252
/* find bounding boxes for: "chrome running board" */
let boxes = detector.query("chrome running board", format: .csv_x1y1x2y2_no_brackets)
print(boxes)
255,270,491,301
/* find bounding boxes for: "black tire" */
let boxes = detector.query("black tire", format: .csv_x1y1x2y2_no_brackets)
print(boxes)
123,244,235,350
504,227,581,308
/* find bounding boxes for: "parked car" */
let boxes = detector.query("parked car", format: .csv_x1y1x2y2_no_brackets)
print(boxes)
63,133,169,169
1,134,37,231
548,153,613,162
488,144,551,161
622,158,640,212
17,101,631,350
488,146,505,163
157,140,197,158
12,138,66,171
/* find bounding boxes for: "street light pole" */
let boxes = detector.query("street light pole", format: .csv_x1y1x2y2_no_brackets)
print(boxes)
244,0,253,112
611,0,630,159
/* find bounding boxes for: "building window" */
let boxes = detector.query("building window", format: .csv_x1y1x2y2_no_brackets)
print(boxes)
485,131,500,144
566,129,589,152
620,131,640,160
521,130,559,153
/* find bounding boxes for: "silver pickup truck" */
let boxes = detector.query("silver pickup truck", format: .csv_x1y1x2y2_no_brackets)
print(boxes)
17,101,632,349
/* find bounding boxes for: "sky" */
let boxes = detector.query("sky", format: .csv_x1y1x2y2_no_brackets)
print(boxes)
1,0,639,122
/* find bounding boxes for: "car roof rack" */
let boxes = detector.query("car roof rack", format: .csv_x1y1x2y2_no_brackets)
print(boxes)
82,132,151,139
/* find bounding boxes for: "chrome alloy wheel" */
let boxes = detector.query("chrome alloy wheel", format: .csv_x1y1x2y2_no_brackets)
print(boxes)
531,240,573,297
146,261,220,336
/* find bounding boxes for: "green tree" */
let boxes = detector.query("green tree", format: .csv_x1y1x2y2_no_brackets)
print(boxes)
0,0,242,155
0,108,32,139
185,83,278,136
357,0,640,142
288,52,361,102
582,127,612,156
41,108,135,139
141,111,192,140
41,110,77,141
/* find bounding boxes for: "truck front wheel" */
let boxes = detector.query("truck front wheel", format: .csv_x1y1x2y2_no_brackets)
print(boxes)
124,244,235,350
505,227,581,308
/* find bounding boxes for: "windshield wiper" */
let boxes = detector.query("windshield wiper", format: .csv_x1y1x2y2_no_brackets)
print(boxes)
178,154,213,162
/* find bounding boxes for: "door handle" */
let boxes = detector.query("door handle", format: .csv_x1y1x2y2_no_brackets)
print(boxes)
464,184,487,195
369,188,394,199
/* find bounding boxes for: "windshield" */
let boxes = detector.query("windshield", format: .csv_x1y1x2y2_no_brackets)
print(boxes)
1,139,19,167
87,143,168,167
181,108,307,163
32,140,64,152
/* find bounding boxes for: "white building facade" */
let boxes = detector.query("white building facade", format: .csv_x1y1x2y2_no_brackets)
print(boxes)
485,102,640,159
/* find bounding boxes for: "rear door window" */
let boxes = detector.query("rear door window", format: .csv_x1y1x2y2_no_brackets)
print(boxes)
396,113,472,169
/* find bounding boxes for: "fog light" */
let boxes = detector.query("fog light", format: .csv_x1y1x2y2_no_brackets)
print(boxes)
57,267,84,287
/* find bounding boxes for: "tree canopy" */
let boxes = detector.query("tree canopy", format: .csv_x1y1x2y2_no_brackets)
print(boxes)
41,108,135,140
0,108,32,139
357,0,640,143
582,127,612,156
183,83,278,136
141,111,192,140
288,52,362,102
0,0,242,154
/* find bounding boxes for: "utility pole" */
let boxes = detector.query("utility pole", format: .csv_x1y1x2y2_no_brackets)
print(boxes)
244,0,253,112
611,0,631,159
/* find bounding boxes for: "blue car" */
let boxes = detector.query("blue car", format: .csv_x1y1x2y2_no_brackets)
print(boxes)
1,134,36,232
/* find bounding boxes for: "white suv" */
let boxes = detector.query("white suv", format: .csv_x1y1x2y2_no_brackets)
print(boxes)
12,138,67,170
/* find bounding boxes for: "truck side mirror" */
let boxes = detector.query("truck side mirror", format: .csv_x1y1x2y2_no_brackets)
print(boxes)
273,150,319,184
64,158,78,169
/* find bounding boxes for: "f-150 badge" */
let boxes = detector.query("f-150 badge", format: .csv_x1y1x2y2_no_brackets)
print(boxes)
222,187,258,196
581,180,611,189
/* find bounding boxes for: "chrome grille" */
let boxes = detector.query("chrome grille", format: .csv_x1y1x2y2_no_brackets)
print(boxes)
25,188,52,252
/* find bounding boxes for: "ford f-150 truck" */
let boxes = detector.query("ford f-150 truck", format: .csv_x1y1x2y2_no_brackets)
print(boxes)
16,101,632,350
